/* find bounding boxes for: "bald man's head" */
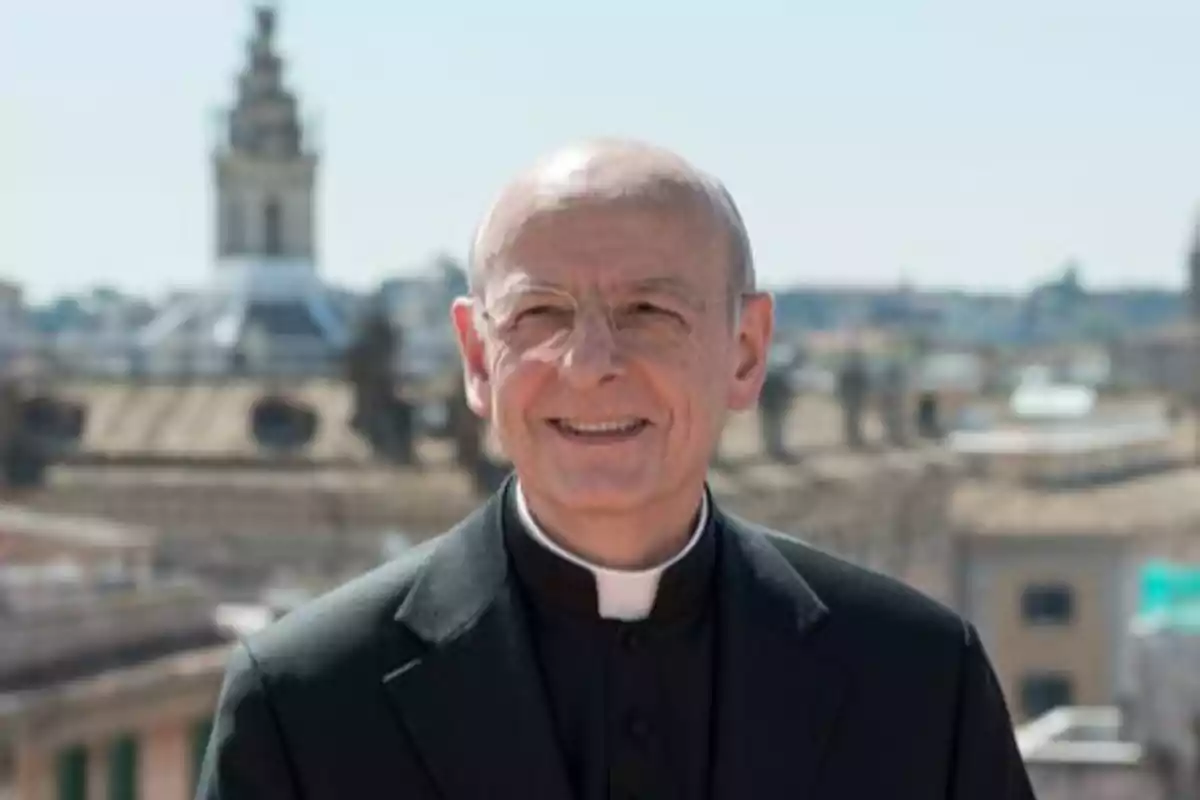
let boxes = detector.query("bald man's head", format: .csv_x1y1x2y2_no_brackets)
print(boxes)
468,139,755,307
449,139,776,522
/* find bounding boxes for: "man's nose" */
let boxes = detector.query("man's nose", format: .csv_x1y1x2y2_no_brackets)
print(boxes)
557,312,624,388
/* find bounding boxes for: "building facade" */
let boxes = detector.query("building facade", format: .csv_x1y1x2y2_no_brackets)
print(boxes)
0,507,259,800
949,415,1196,723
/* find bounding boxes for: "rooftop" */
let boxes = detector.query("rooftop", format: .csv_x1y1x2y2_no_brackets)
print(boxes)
40,378,453,465
0,505,152,552
951,467,1200,536
948,416,1170,457
0,623,229,695
0,573,225,692
0,641,233,726
1018,706,1143,766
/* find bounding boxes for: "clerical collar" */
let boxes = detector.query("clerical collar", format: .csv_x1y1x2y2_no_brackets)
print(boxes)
504,481,714,622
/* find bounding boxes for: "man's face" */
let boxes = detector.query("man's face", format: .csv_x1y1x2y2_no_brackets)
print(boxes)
452,199,773,514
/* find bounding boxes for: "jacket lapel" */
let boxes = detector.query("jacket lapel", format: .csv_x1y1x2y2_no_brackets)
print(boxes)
380,486,575,800
710,513,852,799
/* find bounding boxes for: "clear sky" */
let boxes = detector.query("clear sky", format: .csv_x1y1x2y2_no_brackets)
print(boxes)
3,0,1200,303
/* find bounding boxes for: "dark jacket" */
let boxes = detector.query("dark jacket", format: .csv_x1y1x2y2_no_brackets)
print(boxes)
197,487,1034,799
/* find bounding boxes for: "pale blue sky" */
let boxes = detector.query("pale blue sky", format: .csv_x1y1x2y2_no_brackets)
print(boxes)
3,0,1200,303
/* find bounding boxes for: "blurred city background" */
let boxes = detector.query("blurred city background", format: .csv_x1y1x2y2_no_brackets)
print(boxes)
4,2,1200,798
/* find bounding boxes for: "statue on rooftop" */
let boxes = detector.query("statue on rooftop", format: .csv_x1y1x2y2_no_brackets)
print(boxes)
878,359,908,447
837,349,869,450
345,298,415,465
758,367,794,461
448,377,481,470
0,378,46,490
447,376,509,495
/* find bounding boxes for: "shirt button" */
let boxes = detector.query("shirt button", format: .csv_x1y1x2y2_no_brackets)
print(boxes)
618,628,641,651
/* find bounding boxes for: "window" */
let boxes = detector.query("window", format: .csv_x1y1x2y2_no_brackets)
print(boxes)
108,735,138,800
263,197,283,256
55,745,87,800
1020,672,1074,719
1021,582,1074,625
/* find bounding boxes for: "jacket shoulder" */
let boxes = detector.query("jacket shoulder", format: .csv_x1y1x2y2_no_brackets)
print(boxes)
738,517,970,652
243,531,445,674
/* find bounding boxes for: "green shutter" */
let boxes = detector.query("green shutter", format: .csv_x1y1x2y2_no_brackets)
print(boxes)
108,734,138,800
55,745,87,800
192,716,214,788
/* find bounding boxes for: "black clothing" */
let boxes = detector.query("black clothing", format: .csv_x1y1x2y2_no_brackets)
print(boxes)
197,479,1035,799
502,489,716,800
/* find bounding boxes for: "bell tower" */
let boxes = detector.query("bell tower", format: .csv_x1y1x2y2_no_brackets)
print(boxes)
214,4,316,262
137,3,347,375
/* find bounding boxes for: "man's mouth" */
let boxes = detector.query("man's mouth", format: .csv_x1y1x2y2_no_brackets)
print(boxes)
548,417,650,440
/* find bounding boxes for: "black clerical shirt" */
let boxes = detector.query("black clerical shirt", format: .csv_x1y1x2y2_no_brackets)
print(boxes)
502,489,718,800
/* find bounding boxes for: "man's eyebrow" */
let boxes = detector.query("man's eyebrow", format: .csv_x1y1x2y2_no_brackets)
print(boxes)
485,275,570,303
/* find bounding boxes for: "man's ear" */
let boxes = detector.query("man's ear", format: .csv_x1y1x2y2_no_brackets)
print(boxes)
727,292,774,412
450,297,491,418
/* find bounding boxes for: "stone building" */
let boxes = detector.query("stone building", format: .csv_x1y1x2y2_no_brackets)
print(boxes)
1016,572,1200,800
0,507,263,800
950,414,1200,724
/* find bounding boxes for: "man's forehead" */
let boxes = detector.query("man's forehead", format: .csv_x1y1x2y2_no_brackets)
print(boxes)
482,189,716,258
472,142,730,275
475,196,728,300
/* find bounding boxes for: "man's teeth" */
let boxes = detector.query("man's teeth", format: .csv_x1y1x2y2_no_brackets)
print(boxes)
557,419,643,434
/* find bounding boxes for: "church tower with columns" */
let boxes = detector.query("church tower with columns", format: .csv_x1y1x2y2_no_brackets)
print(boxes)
215,5,316,262
139,4,348,375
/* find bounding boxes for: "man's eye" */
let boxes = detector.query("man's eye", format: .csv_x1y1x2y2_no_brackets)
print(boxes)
515,305,569,323
628,302,682,321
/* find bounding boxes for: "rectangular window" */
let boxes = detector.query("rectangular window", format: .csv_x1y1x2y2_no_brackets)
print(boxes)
1021,582,1075,625
55,745,87,800
108,735,138,800
1020,672,1074,719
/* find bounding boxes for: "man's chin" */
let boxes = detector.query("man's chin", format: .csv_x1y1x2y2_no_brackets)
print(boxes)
533,472,658,514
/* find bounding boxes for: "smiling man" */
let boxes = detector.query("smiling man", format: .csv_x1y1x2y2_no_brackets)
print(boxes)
197,140,1034,800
